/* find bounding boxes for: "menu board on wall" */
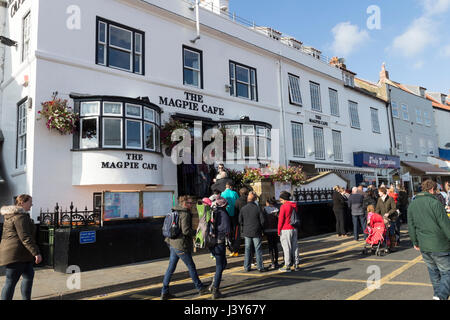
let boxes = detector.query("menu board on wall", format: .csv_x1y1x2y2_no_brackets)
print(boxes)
142,192,173,218
103,192,140,220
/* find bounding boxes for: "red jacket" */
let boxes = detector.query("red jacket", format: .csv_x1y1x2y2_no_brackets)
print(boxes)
278,201,297,235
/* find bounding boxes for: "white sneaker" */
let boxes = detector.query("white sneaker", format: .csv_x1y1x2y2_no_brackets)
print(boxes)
432,296,440,300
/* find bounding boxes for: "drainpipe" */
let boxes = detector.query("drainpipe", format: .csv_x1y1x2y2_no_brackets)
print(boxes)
387,86,397,155
190,0,201,44
277,52,288,167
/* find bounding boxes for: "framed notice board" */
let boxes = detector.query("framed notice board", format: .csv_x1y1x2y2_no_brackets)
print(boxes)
142,191,174,218
103,192,140,221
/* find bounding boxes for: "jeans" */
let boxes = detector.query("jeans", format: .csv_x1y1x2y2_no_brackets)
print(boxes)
244,237,264,270
161,246,203,295
352,215,367,241
421,251,450,300
209,243,227,289
1,262,35,300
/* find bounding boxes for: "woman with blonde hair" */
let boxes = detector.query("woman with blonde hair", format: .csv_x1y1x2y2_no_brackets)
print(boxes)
0,194,42,300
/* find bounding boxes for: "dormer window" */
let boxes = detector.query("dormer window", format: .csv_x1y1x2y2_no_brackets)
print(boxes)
343,73,354,87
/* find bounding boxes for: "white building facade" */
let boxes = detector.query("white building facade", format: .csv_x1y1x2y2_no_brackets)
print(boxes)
0,0,393,219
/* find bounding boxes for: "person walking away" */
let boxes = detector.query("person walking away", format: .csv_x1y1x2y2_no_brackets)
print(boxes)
161,196,209,300
375,187,397,251
231,187,249,257
332,186,347,237
348,187,366,241
408,179,450,300
278,191,300,272
362,188,377,216
238,191,267,272
398,185,409,224
0,195,42,300
263,198,280,270
221,182,239,256
208,197,230,299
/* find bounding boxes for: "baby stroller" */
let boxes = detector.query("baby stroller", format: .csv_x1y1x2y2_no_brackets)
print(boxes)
362,212,389,256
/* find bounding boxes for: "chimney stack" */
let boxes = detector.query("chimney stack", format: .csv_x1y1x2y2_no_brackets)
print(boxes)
379,63,389,82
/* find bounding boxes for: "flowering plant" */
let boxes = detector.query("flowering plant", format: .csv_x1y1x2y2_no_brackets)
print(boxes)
38,97,78,135
242,167,264,183
160,119,190,149
272,166,305,186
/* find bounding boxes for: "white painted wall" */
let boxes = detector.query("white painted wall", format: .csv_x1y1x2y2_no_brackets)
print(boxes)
433,108,450,150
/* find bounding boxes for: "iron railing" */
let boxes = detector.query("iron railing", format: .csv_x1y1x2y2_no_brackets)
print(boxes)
293,188,334,203
39,202,101,229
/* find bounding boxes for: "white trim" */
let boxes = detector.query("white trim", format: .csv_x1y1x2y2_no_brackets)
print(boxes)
103,101,123,116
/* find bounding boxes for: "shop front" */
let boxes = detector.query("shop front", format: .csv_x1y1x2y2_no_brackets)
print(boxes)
353,152,401,187
401,161,450,194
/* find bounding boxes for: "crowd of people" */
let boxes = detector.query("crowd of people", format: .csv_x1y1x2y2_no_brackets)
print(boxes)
0,166,448,301
161,172,302,300
333,183,412,250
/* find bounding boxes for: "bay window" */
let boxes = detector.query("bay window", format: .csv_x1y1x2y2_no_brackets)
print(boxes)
72,96,161,153
223,122,271,161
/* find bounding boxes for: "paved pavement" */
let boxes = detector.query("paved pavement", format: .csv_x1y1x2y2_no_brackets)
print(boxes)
0,226,439,300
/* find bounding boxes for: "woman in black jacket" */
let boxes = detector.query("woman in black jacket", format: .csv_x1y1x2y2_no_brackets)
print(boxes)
208,197,230,299
333,186,347,237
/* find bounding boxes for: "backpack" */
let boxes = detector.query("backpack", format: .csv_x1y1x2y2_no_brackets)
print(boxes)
162,210,181,239
290,206,301,229
195,204,211,249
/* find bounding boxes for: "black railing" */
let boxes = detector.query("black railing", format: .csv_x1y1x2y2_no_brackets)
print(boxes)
293,188,334,203
39,202,101,229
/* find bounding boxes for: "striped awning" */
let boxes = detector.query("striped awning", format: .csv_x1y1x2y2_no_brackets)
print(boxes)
315,164,376,175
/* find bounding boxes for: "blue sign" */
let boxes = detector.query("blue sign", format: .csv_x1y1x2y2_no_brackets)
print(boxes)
354,152,400,169
79,231,96,244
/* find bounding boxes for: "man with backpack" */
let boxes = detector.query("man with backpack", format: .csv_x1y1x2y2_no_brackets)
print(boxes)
161,195,209,300
278,191,300,272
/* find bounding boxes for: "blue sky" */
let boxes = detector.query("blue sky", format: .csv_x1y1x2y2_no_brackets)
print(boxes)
229,0,450,94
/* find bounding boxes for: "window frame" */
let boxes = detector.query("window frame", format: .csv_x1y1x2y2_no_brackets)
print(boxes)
22,11,31,63
370,107,381,133
310,81,322,112
16,98,28,169
313,126,325,160
291,122,305,158
329,88,340,117
391,101,400,118
401,104,409,121
415,109,423,125
288,73,303,106
348,101,361,129
96,17,145,75
183,45,203,89
229,61,258,101
332,130,343,162
73,97,162,154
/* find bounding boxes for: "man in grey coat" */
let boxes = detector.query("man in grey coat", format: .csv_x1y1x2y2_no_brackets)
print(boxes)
348,187,366,241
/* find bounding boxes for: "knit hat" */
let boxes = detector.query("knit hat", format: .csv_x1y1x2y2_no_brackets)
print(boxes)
202,197,212,207
279,191,291,201
215,196,228,208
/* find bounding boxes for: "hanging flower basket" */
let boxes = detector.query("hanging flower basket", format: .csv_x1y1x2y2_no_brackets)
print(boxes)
38,97,78,135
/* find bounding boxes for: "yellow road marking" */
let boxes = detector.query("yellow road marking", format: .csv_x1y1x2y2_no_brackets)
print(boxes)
86,240,363,300
346,255,423,300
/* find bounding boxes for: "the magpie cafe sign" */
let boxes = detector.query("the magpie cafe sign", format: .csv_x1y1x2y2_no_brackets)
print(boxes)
309,115,329,127
8,0,27,18
101,153,157,170
159,92,225,116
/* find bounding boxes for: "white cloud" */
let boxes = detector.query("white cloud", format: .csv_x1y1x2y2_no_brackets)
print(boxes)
330,22,370,57
391,17,437,57
413,60,424,69
389,0,450,57
422,0,450,16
